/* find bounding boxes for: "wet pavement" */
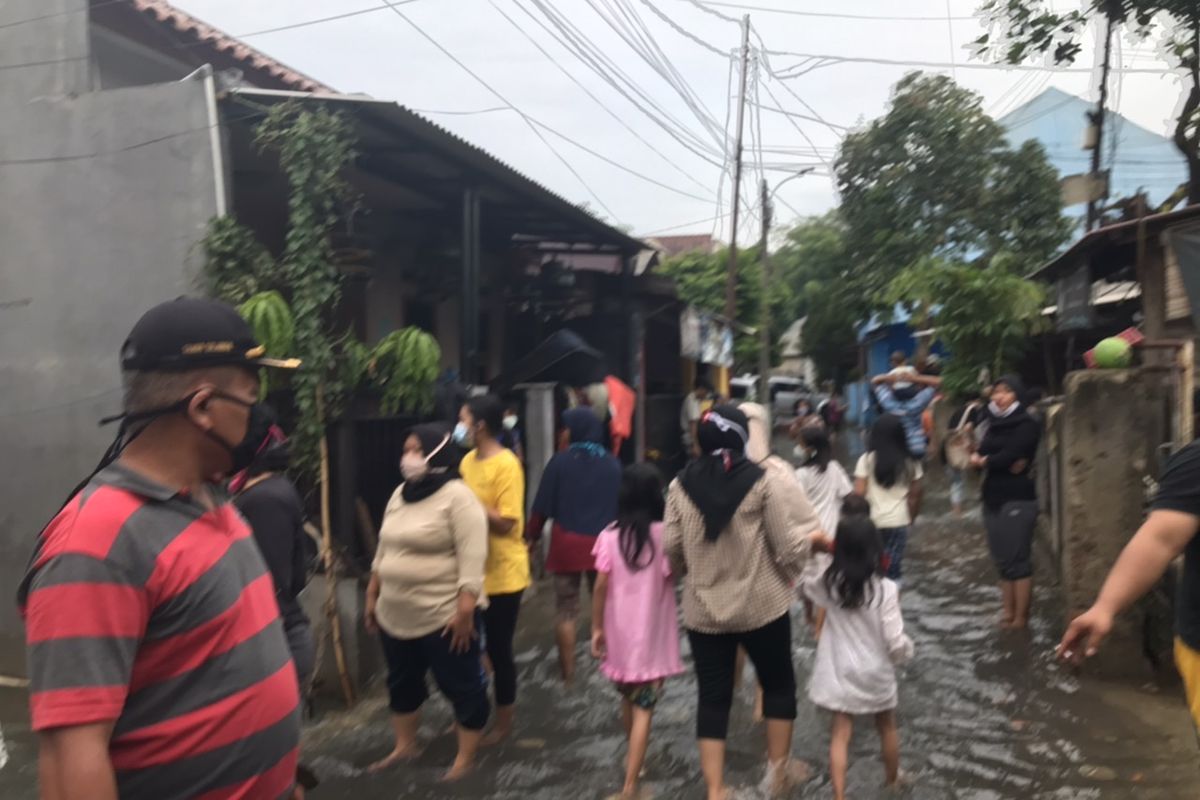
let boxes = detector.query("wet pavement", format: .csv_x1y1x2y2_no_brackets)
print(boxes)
2,441,1198,798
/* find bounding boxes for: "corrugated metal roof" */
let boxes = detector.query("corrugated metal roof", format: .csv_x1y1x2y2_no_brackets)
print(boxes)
230,88,647,254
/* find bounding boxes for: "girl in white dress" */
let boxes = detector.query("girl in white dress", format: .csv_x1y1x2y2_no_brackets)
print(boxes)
802,509,914,800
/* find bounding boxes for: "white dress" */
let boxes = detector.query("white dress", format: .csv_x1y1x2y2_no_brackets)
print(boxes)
802,574,914,715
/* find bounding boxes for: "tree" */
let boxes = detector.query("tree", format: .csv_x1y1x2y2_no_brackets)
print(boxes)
658,245,795,372
975,0,1200,202
772,213,859,383
836,72,1072,300
885,256,1048,396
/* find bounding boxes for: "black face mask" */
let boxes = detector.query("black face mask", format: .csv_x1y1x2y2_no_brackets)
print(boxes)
204,396,277,476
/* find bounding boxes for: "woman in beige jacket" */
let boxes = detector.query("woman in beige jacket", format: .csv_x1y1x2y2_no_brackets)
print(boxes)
364,423,489,781
665,404,829,799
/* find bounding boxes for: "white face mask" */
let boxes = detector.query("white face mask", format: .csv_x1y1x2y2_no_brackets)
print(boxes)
400,452,429,483
503,415,518,431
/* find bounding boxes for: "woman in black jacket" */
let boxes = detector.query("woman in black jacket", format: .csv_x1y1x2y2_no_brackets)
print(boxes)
970,375,1041,630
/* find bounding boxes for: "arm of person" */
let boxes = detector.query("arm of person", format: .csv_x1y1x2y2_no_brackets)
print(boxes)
881,582,915,665
446,485,488,652
873,384,900,413
761,470,821,579
908,374,943,389
24,553,147,800
871,373,896,386
1059,509,1199,664
977,421,1039,471
364,571,381,634
483,459,525,537
237,487,295,604
591,571,610,659
907,474,924,523
663,484,688,578
38,722,118,800
853,454,869,497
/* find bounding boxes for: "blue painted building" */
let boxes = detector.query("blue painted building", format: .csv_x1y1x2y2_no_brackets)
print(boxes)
998,87,1187,220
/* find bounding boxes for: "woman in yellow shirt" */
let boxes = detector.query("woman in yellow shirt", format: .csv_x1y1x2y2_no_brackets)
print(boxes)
457,394,529,745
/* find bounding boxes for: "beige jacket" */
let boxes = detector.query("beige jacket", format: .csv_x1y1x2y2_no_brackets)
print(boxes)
665,466,818,634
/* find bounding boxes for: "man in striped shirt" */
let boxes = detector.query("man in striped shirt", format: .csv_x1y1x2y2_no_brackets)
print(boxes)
20,297,304,800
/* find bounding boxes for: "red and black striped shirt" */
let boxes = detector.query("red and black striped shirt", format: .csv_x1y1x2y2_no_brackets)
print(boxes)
20,462,300,799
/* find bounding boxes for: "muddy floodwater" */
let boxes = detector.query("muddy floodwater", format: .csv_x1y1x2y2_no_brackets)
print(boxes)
2,440,1198,798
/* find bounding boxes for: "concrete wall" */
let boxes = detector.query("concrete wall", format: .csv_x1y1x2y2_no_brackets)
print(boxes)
0,0,219,674
1058,369,1170,679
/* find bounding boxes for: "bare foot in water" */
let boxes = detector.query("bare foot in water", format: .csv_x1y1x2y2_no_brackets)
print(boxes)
368,745,420,772
440,759,476,782
767,758,812,796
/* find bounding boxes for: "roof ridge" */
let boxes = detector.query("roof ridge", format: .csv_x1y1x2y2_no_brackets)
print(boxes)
128,0,333,93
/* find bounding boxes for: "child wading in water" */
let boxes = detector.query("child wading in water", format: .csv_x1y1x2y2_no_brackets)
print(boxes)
802,503,914,800
592,464,683,799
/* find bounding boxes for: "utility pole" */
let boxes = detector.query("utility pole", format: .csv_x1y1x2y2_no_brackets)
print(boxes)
723,14,751,323
1086,17,1115,231
757,178,773,409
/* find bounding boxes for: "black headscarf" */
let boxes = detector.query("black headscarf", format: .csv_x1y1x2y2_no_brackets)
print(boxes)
401,422,463,504
679,404,764,541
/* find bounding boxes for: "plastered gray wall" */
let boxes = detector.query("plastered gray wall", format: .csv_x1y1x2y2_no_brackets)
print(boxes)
0,0,218,673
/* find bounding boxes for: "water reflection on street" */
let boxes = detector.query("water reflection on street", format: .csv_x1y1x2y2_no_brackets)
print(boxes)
1,436,1197,798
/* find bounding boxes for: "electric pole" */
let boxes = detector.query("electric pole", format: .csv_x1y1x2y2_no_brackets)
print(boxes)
1086,17,1114,231
723,14,751,323
757,178,773,409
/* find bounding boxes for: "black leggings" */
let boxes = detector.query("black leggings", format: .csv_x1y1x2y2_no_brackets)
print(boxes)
484,590,523,707
687,614,797,740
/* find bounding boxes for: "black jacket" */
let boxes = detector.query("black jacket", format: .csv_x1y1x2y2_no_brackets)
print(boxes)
977,406,1041,510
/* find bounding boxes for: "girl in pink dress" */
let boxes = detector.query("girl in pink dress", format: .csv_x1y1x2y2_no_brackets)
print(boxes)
591,464,683,799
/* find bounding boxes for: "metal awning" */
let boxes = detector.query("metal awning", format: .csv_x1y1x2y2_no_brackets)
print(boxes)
222,87,646,255
1030,205,1200,284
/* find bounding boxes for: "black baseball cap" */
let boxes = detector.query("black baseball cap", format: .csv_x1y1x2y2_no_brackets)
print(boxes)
120,296,301,372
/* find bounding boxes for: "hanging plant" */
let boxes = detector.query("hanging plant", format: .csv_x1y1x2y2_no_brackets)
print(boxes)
370,327,441,416
238,290,295,397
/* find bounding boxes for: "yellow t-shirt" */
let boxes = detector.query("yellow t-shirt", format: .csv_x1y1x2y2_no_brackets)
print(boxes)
460,448,530,596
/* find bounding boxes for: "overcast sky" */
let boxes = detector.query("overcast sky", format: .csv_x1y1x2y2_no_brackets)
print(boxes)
175,0,1189,240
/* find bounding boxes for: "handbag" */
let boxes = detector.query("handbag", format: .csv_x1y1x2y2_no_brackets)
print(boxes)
944,403,978,470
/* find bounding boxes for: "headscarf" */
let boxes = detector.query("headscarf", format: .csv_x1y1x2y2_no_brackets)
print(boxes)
401,422,462,504
989,374,1026,419
679,404,765,541
531,408,621,536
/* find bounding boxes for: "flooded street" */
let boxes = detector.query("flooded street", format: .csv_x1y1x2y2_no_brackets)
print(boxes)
1,443,1197,798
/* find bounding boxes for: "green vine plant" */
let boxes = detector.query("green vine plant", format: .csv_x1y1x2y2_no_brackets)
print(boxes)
238,290,295,397
199,101,357,482
370,328,441,416
201,101,447,481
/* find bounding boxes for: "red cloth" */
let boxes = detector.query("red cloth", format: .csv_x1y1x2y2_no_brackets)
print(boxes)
546,522,601,573
605,375,635,454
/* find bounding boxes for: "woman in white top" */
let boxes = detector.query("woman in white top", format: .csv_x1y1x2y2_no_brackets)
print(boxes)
802,511,913,800
854,414,923,584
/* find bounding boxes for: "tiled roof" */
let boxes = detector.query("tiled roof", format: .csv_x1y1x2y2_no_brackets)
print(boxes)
646,233,717,258
128,0,332,93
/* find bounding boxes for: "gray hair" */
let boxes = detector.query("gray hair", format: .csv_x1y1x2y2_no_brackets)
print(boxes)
121,367,239,415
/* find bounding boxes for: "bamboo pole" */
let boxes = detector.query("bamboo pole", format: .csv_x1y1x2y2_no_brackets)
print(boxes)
316,386,356,707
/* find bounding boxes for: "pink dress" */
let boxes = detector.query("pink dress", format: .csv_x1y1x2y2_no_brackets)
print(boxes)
592,523,684,684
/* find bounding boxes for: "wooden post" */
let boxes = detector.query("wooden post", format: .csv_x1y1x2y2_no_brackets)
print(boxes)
316,386,356,707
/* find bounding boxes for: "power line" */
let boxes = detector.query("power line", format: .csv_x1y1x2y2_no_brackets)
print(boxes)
489,0,715,194
588,0,726,148
643,210,732,236
0,56,88,72
759,78,830,168
635,0,729,56
698,1,979,22
412,107,511,115
380,0,618,220
767,48,1175,75
520,0,726,165
529,118,716,202
751,102,848,130
0,109,266,166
